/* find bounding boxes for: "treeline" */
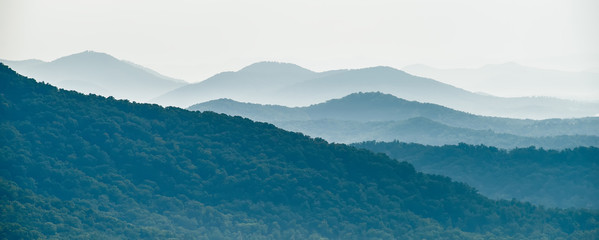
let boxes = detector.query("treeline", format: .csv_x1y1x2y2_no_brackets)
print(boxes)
354,141,599,209
1,64,598,239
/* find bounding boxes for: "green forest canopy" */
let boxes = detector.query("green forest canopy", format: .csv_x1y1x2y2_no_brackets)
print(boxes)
1,64,598,239
353,141,599,209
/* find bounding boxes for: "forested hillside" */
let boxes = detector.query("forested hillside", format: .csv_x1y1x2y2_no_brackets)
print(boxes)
354,141,599,209
1,64,598,239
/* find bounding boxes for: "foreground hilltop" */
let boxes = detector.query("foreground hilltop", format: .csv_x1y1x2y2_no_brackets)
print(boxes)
1,64,598,239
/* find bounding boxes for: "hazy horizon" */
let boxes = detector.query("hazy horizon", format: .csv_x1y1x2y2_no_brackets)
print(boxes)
4,51,598,104
1,0,598,82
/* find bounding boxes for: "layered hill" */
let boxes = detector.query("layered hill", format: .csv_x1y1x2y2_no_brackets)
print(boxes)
2,64,598,239
157,62,598,119
1,51,187,102
151,61,320,107
188,92,599,149
274,119,599,149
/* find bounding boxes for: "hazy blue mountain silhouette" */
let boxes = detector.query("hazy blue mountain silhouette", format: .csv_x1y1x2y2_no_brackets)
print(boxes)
403,62,599,102
274,66,470,106
160,62,599,119
151,61,320,107
1,51,187,102
274,118,599,149
190,92,599,138
189,93,599,148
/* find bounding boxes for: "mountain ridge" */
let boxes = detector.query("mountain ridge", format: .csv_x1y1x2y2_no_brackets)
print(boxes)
0,51,187,102
403,62,599,102
190,92,599,138
3,51,597,118
238,61,315,74
160,61,599,119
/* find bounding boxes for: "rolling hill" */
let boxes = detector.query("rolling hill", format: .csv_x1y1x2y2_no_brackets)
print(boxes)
2,63,598,239
188,92,599,148
1,51,187,102
157,62,599,119
274,118,599,149
150,61,321,107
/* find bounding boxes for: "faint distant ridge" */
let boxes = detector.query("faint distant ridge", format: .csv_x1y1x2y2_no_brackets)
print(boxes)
51,50,117,65
0,50,187,102
239,61,315,75
3,51,597,118
0,58,44,68
161,61,599,119
122,59,187,84
403,62,599,102
151,61,321,108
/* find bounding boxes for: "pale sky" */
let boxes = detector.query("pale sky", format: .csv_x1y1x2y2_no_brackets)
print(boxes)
1,0,598,82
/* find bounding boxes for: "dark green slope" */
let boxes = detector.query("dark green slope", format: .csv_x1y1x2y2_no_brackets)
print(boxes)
1,64,598,239
354,142,599,209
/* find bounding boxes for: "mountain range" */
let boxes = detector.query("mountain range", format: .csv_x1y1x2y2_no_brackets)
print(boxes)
188,92,599,149
3,52,597,119
403,62,599,102
157,61,599,119
0,51,187,102
2,63,598,239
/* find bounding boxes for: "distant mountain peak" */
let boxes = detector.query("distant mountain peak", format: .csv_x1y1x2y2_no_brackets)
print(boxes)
365,65,396,70
52,50,119,64
341,91,400,100
311,92,421,110
238,61,314,74
1,51,187,102
354,65,415,78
